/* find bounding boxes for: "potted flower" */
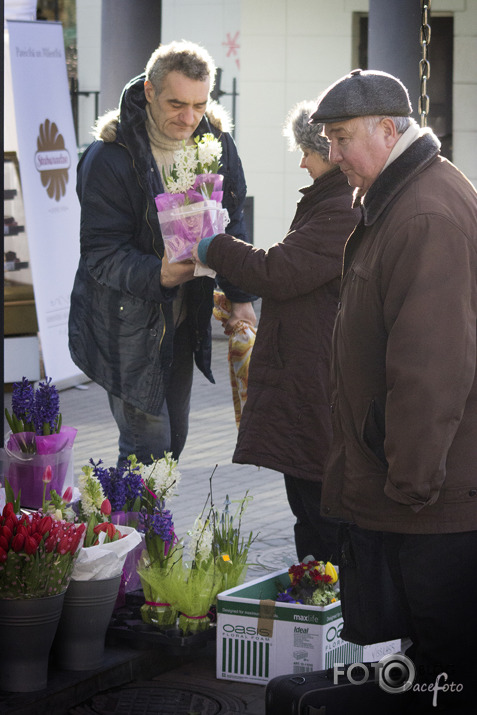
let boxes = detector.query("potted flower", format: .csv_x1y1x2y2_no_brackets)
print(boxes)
155,133,229,276
51,465,141,671
0,483,85,692
135,452,182,628
3,376,77,509
276,557,340,606
137,470,256,637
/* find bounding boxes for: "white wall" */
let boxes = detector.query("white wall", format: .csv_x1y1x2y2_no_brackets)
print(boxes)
75,0,477,247
161,0,242,134
240,0,368,249
240,0,477,249
76,0,102,149
452,0,477,186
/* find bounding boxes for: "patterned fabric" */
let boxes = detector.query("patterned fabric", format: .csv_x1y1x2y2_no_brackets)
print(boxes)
213,290,256,428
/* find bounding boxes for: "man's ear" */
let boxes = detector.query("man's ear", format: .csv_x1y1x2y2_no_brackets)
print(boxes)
144,80,155,104
382,117,400,147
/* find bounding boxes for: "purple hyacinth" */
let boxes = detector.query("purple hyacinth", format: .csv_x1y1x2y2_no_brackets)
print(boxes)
140,507,175,542
11,377,35,428
92,458,144,512
33,377,60,435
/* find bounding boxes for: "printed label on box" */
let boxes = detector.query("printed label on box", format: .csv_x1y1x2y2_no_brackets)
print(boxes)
216,569,401,684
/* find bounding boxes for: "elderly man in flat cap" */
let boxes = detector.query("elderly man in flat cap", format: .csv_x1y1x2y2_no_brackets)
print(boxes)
310,69,477,712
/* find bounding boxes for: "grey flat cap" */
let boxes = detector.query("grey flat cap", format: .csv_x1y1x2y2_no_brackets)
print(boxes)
309,68,412,124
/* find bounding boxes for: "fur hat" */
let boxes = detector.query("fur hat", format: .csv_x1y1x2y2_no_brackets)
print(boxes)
309,68,412,125
283,100,330,160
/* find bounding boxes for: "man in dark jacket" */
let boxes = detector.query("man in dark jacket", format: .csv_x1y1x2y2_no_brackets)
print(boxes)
68,40,255,465
310,69,477,712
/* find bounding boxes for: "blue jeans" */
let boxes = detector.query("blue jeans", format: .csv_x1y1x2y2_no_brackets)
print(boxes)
108,321,194,465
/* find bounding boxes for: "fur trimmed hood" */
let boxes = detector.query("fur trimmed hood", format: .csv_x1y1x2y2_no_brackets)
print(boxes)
93,96,232,143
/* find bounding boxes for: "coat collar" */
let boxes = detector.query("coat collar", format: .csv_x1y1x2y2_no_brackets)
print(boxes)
357,129,440,226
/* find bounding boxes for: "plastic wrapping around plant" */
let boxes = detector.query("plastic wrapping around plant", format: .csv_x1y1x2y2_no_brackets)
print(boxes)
159,199,229,264
2,427,77,509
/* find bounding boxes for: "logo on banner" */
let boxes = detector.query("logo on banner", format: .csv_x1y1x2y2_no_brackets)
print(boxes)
35,119,71,201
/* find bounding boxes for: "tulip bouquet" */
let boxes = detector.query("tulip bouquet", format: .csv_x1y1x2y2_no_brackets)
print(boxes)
3,376,77,508
155,133,229,269
276,557,339,607
0,498,85,599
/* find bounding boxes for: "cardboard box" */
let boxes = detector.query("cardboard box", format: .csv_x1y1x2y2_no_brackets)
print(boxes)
216,569,401,684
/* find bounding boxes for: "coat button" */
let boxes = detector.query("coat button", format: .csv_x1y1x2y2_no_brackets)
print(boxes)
149,328,157,337
469,489,477,497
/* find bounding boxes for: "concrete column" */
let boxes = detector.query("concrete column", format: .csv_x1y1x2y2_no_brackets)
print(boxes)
99,0,162,114
368,0,422,121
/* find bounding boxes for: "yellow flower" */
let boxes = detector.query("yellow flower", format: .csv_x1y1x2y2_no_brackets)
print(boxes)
325,561,338,584
222,554,231,562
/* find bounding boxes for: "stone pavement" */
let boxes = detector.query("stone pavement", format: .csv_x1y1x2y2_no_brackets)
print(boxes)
56,329,297,582
2,324,298,714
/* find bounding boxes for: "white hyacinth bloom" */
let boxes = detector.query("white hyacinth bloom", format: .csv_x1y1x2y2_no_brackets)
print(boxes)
187,516,213,562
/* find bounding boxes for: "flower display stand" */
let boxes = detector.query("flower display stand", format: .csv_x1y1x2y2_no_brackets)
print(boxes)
0,592,65,692
106,590,216,657
52,575,121,671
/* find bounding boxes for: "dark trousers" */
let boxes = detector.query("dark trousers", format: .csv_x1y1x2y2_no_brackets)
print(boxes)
284,475,341,563
108,321,194,465
383,531,477,699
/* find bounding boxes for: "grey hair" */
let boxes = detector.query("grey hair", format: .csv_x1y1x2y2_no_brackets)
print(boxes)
283,100,330,161
145,40,216,94
363,115,414,135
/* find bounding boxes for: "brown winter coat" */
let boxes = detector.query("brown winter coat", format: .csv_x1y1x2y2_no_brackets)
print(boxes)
321,130,477,534
204,167,360,480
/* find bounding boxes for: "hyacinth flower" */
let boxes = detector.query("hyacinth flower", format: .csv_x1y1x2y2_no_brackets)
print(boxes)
212,492,256,593
162,515,226,636
156,134,228,266
89,457,144,515
136,499,181,629
4,378,77,512
5,377,63,453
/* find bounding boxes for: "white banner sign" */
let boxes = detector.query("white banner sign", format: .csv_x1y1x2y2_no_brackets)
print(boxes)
7,20,83,386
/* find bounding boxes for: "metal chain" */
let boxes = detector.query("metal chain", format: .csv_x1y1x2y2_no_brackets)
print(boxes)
419,0,432,127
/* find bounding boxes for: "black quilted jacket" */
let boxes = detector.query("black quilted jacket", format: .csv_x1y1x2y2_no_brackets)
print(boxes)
68,74,253,414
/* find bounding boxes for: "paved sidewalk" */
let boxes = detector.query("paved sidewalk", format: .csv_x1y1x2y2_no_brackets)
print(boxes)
2,331,297,714
3,331,297,578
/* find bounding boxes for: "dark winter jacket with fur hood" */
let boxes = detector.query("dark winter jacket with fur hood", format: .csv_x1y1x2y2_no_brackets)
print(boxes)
68,74,253,415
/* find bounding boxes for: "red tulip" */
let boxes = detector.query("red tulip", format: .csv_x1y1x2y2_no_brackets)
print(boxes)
0,547,7,563
12,533,25,552
57,535,71,555
42,465,53,483
38,515,53,537
62,486,73,503
24,535,38,555
0,525,13,543
2,503,15,518
16,524,29,540
0,535,9,551
100,499,112,516
44,533,57,553
3,515,18,531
